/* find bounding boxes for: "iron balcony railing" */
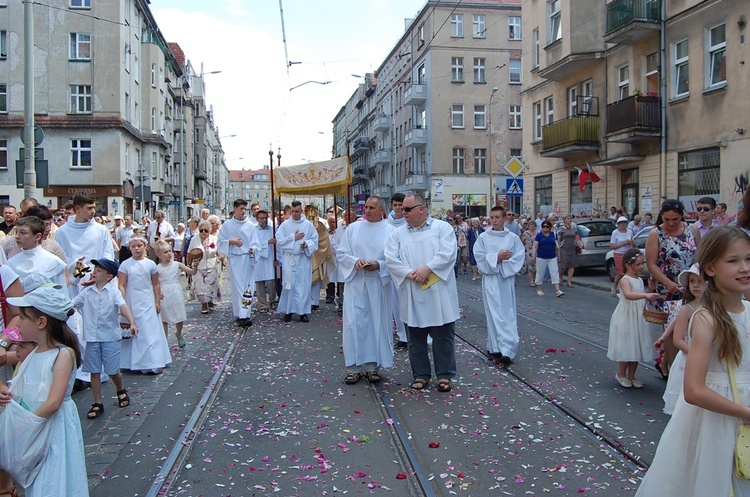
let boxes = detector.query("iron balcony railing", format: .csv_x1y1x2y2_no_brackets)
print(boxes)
606,0,661,33
542,116,599,151
606,95,661,134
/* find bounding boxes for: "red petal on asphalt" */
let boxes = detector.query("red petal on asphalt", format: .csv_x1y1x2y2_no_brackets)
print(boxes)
354,410,361,414
356,471,367,477
457,472,465,478
428,442,440,448
396,473,407,479
545,348,557,353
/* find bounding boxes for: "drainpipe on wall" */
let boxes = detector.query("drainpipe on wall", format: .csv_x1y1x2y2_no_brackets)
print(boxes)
659,0,667,203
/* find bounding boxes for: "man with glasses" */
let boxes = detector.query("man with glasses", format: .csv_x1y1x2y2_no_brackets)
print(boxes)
385,194,459,393
504,211,522,236
217,199,261,327
693,197,717,239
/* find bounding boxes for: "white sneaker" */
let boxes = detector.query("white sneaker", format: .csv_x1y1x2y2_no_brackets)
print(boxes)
615,374,632,388
630,379,644,389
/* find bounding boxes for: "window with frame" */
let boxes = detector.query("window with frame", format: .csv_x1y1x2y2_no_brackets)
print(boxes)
707,23,726,88
678,148,720,198
451,14,463,37
151,151,158,178
532,29,539,68
474,148,487,174
535,174,553,214
71,139,92,168
69,33,91,60
70,85,91,114
510,148,522,158
568,85,578,116
544,96,554,124
548,0,562,44
418,63,426,85
124,92,130,121
617,65,629,99
70,0,91,7
509,59,521,84
473,57,486,83
0,140,6,169
451,104,465,128
673,39,689,98
0,84,6,113
419,23,425,46
151,63,156,87
451,57,464,82
0,31,6,59
151,107,157,131
0,0,7,7
474,105,486,129
452,148,465,174
473,14,485,38
533,101,542,141
645,52,659,94
509,16,521,40
509,105,522,129
570,170,593,211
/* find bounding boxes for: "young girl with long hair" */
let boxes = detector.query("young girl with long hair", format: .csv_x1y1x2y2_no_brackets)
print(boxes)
636,226,750,496
154,241,197,348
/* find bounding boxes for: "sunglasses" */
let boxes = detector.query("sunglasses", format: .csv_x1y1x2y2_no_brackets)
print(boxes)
695,206,713,212
199,229,210,233
403,205,424,213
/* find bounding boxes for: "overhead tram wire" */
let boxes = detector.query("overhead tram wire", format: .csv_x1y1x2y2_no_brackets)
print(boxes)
32,1,128,25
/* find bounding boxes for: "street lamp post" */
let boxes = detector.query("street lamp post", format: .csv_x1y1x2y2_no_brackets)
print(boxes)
488,87,498,213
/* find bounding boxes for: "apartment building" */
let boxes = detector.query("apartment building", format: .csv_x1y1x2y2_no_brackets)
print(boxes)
227,168,273,212
0,0,227,222
334,0,524,217
521,0,748,220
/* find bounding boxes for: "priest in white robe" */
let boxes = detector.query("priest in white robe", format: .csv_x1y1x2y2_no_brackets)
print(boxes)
276,201,319,322
474,205,525,365
385,194,459,393
253,210,277,311
217,199,260,327
385,193,408,349
337,197,393,384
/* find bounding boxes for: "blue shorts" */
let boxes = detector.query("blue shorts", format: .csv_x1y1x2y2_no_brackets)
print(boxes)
82,341,121,376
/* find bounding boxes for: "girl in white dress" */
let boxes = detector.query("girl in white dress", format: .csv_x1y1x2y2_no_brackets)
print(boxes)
636,225,750,496
607,248,660,388
118,236,171,374
154,241,197,348
655,263,705,414
5,285,88,497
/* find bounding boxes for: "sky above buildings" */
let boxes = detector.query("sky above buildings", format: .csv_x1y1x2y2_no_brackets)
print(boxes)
151,0,427,171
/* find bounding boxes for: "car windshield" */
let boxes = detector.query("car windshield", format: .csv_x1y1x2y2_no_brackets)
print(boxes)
577,221,616,237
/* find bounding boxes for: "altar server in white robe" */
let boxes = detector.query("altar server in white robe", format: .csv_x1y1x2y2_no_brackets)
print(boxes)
385,193,408,349
276,201,319,322
337,197,394,384
253,210,277,311
474,205,525,365
8,216,67,288
217,199,260,327
385,194,459,393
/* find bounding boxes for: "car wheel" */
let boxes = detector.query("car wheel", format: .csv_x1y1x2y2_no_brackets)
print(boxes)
606,259,616,282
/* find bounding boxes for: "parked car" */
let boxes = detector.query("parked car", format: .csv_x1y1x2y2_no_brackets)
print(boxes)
605,226,654,281
554,218,616,269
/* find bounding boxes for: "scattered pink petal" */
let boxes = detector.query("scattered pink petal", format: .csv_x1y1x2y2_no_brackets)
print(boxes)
396,472,407,479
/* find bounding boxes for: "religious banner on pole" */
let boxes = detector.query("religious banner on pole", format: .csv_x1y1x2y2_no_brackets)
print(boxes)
274,156,351,196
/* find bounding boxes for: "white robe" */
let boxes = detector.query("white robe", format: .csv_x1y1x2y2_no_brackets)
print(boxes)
384,219,460,328
337,220,393,368
385,215,407,341
276,217,318,315
217,216,260,319
474,228,525,359
8,246,67,289
328,221,347,284
254,223,276,282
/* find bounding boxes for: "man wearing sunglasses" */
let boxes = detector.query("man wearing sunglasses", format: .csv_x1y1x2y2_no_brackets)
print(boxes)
693,197,717,239
385,194,459,393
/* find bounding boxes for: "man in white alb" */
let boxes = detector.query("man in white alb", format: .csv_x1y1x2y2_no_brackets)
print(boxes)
253,210,277,312
276,201,318,323
385,193,408,350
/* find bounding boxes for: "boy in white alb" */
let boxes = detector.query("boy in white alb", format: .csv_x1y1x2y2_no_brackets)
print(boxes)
7,216,67,288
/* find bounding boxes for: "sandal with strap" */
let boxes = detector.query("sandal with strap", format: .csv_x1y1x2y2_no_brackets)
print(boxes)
411,378,428,390
437,379,452,392
344,373,362,385
87,403,104,419
366,371,382,383
117,389,130,408
0,486,18,497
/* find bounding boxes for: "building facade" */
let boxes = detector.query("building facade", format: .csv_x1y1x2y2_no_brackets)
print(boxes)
227,168,273,212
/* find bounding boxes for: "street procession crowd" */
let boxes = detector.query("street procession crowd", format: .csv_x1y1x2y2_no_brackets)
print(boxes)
0,188,747,494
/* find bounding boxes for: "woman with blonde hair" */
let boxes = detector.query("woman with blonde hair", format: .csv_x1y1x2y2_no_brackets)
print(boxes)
187,220,220,314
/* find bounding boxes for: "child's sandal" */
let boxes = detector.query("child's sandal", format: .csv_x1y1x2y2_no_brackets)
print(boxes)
87,403,104,419
117,389,130,408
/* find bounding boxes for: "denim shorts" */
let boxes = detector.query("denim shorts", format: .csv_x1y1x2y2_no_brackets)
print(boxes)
82,341,121,375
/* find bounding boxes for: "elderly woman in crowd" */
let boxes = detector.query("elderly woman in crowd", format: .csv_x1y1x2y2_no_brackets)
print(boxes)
521,217,538,287
173,223,186,263
187,219,221,314
556,214,581,287
466,218,484,281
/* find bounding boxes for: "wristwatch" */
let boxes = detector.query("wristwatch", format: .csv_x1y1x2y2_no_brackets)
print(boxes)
0,339,9,350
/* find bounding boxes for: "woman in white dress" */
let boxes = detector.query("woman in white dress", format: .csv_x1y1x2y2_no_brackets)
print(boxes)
187,221,220,314
118,236,171,374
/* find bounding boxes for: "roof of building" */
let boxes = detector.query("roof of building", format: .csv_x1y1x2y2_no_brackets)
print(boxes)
228,169,271,182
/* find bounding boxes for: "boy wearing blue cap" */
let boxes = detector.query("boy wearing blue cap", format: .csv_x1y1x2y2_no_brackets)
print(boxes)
71,258,138,419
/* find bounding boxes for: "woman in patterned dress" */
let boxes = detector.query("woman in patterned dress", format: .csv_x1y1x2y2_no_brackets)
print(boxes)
521,219,538,287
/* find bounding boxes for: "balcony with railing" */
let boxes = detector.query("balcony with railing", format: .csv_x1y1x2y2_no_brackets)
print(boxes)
353,136,370,154
404,84,426,106
605,0,661,44
541,116,600,158
606,95,661,143
404,127,427,148
373,115,391,133
373,149,391,165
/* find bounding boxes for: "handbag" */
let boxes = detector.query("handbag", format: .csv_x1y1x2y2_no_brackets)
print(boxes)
184,276,196,302
729,361,750,480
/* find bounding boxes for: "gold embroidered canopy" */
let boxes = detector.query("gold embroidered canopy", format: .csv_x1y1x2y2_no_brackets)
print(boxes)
273,156,351,196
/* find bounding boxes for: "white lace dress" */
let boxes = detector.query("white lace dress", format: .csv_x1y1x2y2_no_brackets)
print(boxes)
157,261,186,324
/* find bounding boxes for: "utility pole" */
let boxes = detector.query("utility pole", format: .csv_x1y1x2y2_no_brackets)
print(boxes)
23,0,37,200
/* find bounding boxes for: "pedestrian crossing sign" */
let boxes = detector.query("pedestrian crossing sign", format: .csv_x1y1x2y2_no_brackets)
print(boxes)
506,178,523,196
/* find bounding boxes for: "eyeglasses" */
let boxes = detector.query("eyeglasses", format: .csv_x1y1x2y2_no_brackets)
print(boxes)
199,229,210,233
403,205,424,213
695,206,713,212
661,201,683,212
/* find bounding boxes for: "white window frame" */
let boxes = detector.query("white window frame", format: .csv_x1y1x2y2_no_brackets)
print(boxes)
70,84,92,114
509,59,522,84
673,39,689,98
617,65,630,99
451,57,464,83
0,140,7,169
533,101,542,141
509,16,521,40
568,85,578,116
706,23,726,88
509,105,522,129
0,84,6,114
473,57,486,83
548,0,562,44
0,31,6,59
70,33,91,60
581,79,593,115
474,104,487,129
452,148,465,174
151,63,156,87
451,104,465,128
645,51,659,93
473,14,485,38
151,151,157,178
474,148,486,174
532,28,540,68
71,139,92,168
419,23,425,46
70,0,91,7
124,92,130,121
544,96,554,125
151,107,157,131
451,14,464,37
